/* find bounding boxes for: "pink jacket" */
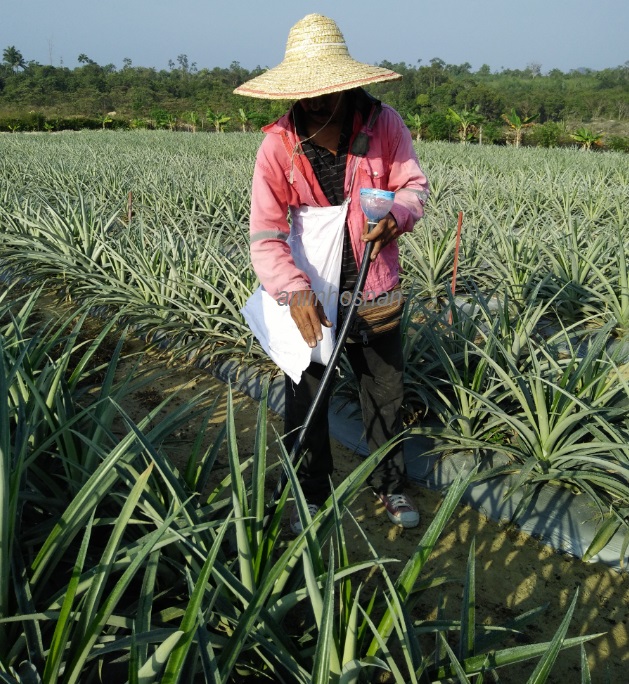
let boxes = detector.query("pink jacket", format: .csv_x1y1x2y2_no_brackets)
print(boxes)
249,102,429,300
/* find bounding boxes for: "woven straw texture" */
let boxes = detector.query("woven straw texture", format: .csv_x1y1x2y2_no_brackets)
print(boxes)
234,14,401,100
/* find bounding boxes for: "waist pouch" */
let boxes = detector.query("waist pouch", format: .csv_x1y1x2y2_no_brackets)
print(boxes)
338,285,404,344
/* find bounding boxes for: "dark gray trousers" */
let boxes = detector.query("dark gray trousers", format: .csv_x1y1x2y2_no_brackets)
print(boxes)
283,327,406,504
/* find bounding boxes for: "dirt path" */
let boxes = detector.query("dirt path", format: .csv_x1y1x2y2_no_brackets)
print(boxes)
114,348,628,683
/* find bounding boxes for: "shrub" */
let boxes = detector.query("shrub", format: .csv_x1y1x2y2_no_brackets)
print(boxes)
529,120,568,148
605,135,629,153
57,116,102,131
424,111,457,142
479,121,506,145
0,116,22,132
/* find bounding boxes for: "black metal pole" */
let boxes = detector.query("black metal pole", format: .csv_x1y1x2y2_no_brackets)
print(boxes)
263,238,375,529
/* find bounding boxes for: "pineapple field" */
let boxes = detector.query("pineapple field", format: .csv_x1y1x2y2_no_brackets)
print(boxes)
0,130,628,683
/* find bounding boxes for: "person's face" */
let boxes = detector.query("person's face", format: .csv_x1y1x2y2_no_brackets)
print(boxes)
299,92,344,126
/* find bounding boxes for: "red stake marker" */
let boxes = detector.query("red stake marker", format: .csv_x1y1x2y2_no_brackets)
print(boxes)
448,211,463,325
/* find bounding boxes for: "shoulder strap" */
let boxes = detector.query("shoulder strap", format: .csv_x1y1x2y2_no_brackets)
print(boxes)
350,99,382,157
280,130,309,185
346,97,384,196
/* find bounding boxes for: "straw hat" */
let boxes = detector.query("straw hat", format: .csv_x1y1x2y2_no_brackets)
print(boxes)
233,14,401,100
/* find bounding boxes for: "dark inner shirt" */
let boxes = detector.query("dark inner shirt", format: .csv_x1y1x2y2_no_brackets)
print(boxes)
293,92,363,293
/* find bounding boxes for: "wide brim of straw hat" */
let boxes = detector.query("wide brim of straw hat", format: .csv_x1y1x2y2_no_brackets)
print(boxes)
233,14,401,100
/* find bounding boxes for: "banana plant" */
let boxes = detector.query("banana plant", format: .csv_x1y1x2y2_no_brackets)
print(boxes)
206,108,231,133
447,106,483,144
182,111,200,133
236,108,251,133
405,113,425,142
501,108,539,147
570,127,604,150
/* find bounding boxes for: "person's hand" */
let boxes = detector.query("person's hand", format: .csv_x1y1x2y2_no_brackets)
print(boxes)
289,289,332,347
362,212,400,260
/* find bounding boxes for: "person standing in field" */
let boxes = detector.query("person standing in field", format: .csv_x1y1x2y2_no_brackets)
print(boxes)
235,14,429,534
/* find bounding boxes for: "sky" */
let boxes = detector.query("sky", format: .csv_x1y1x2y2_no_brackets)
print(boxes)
2,0,628,74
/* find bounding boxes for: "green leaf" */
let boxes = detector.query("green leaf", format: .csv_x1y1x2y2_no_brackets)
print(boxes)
63,467,180,684
311,546,341,683
583,514,621,562
434,634,603,680
439,632,472,683
580,643,592,684
137,631,185,684
135,549,161,666
161,514,232,683
42,513,94,683
458,538,476,661
368,468,475,656
525,589,580,684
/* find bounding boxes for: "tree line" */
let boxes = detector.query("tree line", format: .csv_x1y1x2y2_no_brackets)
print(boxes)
1,46,628,150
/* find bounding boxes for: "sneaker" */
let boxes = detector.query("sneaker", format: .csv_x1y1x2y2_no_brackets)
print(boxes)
289,503,320,535
377,492,420,529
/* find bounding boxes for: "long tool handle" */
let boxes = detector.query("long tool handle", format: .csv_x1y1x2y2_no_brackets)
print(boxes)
263,239,375,529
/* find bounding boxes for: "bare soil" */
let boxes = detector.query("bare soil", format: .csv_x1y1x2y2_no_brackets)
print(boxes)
116,346,629,683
